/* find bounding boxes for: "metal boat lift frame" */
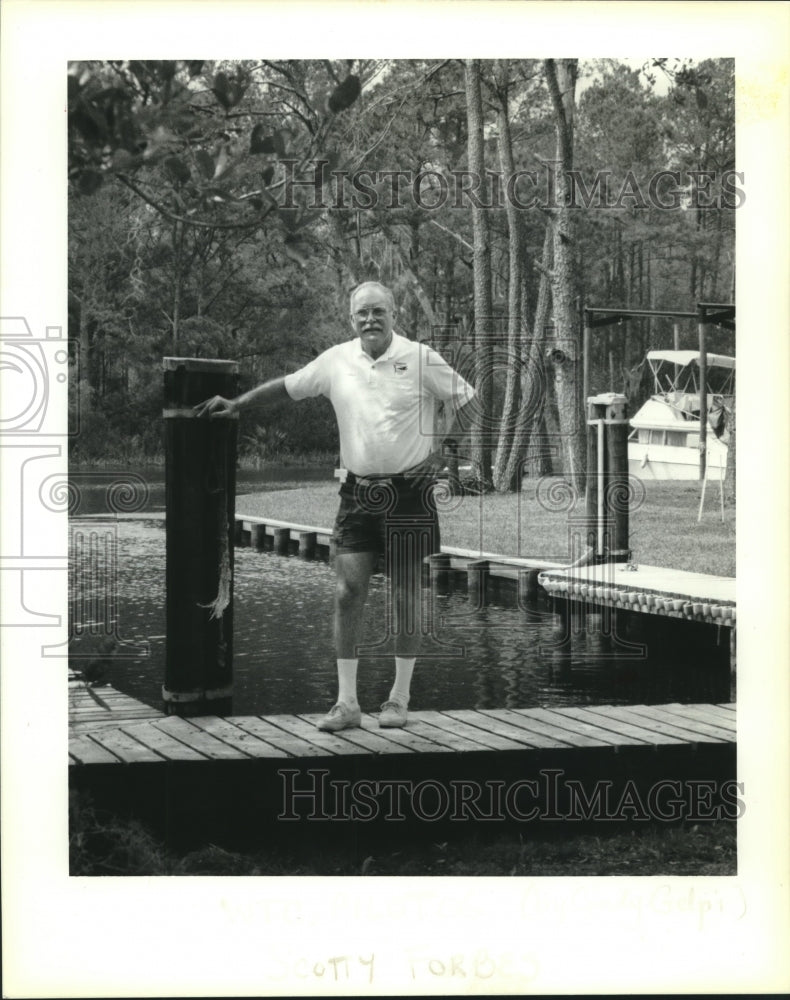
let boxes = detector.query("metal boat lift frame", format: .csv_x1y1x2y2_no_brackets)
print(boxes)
582,303,735,480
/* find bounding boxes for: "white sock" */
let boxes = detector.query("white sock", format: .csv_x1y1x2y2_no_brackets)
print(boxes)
336,658,359,706
389,657,415,705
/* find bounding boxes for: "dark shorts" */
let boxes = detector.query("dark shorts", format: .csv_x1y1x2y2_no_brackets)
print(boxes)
332,475,441,573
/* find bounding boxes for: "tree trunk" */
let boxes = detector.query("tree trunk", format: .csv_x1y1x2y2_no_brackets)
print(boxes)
443,256,455,326
492,60,526,492
544,58,584,488
171,220,184,351
464,58,494,486
504,223,554,484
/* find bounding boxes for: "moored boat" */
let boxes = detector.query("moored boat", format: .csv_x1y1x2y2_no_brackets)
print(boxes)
628,349,735,480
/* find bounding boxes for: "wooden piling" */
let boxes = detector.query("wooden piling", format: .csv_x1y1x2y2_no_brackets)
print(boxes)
550,596,572,663
273,527,290,556
163,357,238,717
518,567,540,607
466,559,489,604
298,531,317,560
585,396,603,556
252,524,267,552
587,392,629,563
586,612,609,654
604,394,630,563
429,552,451,592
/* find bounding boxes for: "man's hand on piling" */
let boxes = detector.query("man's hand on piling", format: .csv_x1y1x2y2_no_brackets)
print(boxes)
193,395,238,418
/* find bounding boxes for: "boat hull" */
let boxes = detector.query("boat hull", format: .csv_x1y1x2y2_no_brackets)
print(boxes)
628,442,728,481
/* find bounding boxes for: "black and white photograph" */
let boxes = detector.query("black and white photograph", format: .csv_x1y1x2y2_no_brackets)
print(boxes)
2,1,789,996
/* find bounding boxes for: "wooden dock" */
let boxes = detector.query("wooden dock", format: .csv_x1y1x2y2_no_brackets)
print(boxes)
81,510,735,627
69,682,736,845
233,512,735,612
69,682,736,762
538,562,736,626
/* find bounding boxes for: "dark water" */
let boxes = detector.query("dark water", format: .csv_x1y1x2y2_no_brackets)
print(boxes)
69,519,730,715
68,464,333,517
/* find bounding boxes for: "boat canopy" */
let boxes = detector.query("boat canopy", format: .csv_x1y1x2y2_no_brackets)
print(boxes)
647,349,735,370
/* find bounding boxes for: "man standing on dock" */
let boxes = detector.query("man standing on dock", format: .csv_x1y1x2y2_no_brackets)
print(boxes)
194,281,475,731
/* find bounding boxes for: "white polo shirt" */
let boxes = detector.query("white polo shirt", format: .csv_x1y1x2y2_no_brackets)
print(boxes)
284,332,475,476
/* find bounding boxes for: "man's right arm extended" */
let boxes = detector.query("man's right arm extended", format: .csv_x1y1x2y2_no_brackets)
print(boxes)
193,376,290,418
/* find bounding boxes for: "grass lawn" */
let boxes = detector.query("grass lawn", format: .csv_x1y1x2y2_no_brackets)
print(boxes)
237,477,735,578
70,790,736,876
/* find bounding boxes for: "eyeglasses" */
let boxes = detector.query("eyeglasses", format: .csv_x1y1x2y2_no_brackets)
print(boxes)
353,307,389,321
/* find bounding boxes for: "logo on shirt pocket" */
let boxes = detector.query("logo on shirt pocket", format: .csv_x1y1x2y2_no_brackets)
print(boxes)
393,362,408,374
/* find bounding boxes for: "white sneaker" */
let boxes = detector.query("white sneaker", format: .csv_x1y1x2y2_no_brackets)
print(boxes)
379,699,408,728
316,701,362,732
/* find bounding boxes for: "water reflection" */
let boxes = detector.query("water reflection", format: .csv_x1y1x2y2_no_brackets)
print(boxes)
70,465,334,516
68,519,730,715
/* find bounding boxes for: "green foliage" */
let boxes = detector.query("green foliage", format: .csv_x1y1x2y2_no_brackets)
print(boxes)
239,395,339,465
68,58,735,468
575,58,735,384
67,59,364,233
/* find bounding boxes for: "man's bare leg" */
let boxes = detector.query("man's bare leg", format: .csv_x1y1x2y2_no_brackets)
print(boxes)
380,555,424,723
317,550,376,731
334,550,377,659
334,550,376,700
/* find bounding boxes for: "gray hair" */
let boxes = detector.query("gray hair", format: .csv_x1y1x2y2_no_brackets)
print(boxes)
349,282,395,314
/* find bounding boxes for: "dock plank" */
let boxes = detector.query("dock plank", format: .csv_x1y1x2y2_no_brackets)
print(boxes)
68,683,163,732
584,705,725,744
698,703,737,720
625,704,735,741
228,716,314,758
68,696,151,709
119,720,208,761
69,707,160,723
68,734,122,765
418,711,527,751
560,706,686,746
72,687,141,699
151,717,246,760
475,709,579,750
188,716,294,759
68,683,158,707
360,715,453,753
297,716,412,755
89,727,166,763
493,708,611,749
444,709,555,750
70,716,165,733
264,714,368,756
660,703,737,731
519,707,650,747
402,717,496,752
